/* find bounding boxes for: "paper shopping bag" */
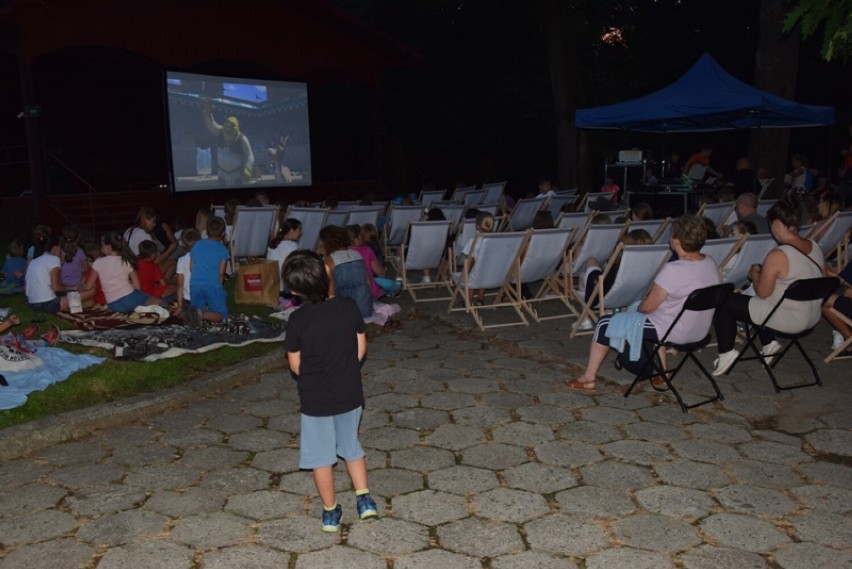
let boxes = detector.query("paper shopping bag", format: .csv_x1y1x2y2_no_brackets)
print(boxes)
234,260,280,307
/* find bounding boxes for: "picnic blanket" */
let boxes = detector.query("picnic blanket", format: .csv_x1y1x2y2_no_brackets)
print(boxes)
55,305,164,331
59,314,285,361
0,347,106,410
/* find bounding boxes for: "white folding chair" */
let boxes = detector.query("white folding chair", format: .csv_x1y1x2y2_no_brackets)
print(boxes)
812,211,852,272
229,205,280,264
418,189,445,208
475,204,501,216
323,210,349,228
757,199,777,218
450,185,477,203
401,221,454,302
462,189,487,208
510,227,578,322
583,192,616,212
720,234,778,290
211,205,226,220
508,198,544,231
346,206,383,228
700,235,747,272
700,201,735,233
383,205,424,270
556,211,593,237
628,218,670,243
547,195,576,220
568,222,629,281
285,206,328,252
480,181,506,207
571,243,672,338
757,178,774,200
448,231,531,330
824,305,852,363
440,204,466,234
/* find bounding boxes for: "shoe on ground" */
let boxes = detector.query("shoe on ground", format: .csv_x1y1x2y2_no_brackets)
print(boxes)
321,504,343,532
573,318,593,331
832,330,845,350
421,275,432,284
712,349,738,377
41,324,60,347
356,493,378,520
21,324,39,339
760,340,782,365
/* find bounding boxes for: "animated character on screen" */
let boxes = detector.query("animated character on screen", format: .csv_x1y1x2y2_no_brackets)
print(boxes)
201,98,254,185
268,133,298,183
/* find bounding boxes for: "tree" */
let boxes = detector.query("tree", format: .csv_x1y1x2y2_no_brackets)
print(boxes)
784,0,852,62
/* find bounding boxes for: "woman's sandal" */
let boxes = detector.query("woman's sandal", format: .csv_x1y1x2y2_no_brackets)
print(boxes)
565,378,596,393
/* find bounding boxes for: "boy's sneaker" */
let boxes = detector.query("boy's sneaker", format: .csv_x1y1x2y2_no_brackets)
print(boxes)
832,330,845,350
321,504,343,533
41,325,60,347
356,493,379,520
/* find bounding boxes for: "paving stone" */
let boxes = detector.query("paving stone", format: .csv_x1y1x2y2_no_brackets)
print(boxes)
64,485,147,517
501,462,578,494
556,420,621,444
200,467,271,493
367,467,424,497
0,509,79,546
0,460,53,489
806,429,852,458
699,513,790,552
523,513,608,556
95,540,193,569
143,487,227,517
226,429,288,452
820,410,852,429
391,489,468,525
437,517,524,557
687,422,753,443
790,509,852,549
251,447,301,473
178,446,249,469
448,378,503,394
278,469,351,496
427,424,487,450
348,516,429,555
636,405,700,425
393,408,451,430
0,538,95,569
773,542,852,569
671,439,741,464
752,429,801,446
123,463,201,490
294,544,387,569
623,421,689,442
614,513,701,551
580,461,655,490
555,486,636,517
491,550,578,569
580,406,640,425
586,547,676,569
0,483,66,516
679,545,769,569
796,461,852,488
634,485,714,519
601,439,672,465
256,515,340,552
452,406,514,427
421,392,477,411
266,412,301,432
461,443,529,470
725,459,805,489
654,459,731,489
428,465,499,494
473,487,550,523
75,509,169,547
206,413,264,434
159,427,224,448
534,440,603,467
392,377,446,395
109,443,179,466
47,462,126,488
515,405,575,424
479,392,535,409
225,489,306,520
714,484,797,516
36,439,108,465
170,511,252,547
492,422,555,446
200,544,293,569
367,392,421,411
361,426,421,451
390,446,456,472
99,425,159,447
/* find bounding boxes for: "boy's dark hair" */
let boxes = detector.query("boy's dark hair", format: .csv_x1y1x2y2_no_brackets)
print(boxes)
282,250,329,302
181,228,201,249
138,239,159,259
207,216,226,239
319,225,351,254
82,237,101,260
345,224,361,242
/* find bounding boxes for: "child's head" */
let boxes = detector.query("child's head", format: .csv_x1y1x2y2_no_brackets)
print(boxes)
7,238,24,257
531,211,554,229
195,208,212,234
346,224,362,245
426,207,446,221
224,199,240,224
281,218,302,239
360,223,379,246
282,250,329,302
319,225,351,254
630,202,653,221
181,228,200,250
207,216,226,240
817,192,842,220
35,235,59,258
622,229,653,246
560,202,578,213
731,220,757,238
702,216,719,240
716,187,736,203
475,211,495,232
61,225,82,263
100,231,136,268
138,239,159,260
590,213,612,225
134,206,158,232
82,237,102,260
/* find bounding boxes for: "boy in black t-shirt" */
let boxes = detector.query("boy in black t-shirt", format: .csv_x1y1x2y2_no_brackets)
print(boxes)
282,250,377,532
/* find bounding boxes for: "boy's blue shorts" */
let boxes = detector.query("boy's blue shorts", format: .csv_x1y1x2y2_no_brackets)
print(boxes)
299,406,365,469
190,285,228,319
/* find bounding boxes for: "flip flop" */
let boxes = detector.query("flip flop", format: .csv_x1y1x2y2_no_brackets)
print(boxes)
565,378,596,393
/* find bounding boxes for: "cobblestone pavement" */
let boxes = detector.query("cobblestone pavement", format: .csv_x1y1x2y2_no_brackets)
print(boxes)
1,297,851,569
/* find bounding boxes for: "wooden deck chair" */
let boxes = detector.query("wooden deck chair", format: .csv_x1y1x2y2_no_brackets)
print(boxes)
475,204,501,216
211,205,226,220
346,206,383,228
481,181,506,206
323,210,349,228
813,211,852,272
285,206,327,252
720,234,777,290
799,224,814,237
448,231,531,330
571,243,671,338
450,185,477,203
383,205,424,270
440,204,466,234
401,221,454,302
547,195,576,220
454,219,477,268
757,199,777,218
573,192,589,211
419,189,445,209
567,222,629,282
824,305,852,363
510,227,577,322
462,189,487,208
583,192,616,212
229,205,279,264
758,178,774,199
508,198,544,230
556,211,593,236
700,201,735,233
700,235,747,272
628,218,670,243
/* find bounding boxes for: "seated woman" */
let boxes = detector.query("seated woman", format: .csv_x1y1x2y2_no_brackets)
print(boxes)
566,215,719,393
712,195,826,376
319,225,373,319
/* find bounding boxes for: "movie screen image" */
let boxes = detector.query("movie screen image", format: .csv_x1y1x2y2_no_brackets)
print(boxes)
166,71,311,192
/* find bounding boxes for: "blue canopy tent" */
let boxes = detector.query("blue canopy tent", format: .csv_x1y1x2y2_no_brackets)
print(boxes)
575,53,835,132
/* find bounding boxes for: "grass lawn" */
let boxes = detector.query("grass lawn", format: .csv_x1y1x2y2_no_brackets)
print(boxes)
0,245,283,429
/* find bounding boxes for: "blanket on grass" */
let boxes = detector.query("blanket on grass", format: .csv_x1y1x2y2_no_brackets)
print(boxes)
0,347,106,410
59,315,286,361
55,305,164,330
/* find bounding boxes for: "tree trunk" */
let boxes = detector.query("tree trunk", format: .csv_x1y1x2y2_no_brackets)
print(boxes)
749,0,800,198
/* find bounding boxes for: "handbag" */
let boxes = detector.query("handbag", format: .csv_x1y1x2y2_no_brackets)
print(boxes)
234,259,280,307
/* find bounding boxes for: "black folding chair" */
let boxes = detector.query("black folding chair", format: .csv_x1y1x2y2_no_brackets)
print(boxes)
725,276,839,392
624,283,734,413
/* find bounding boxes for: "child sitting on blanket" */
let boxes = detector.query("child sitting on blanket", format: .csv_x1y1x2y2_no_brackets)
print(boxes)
82,238,107,306
1,238,26,290
137,240,177,303
190,217,230,323
82,232,162,313
26,235,96,314
174,228,200,325
59,225,88,289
